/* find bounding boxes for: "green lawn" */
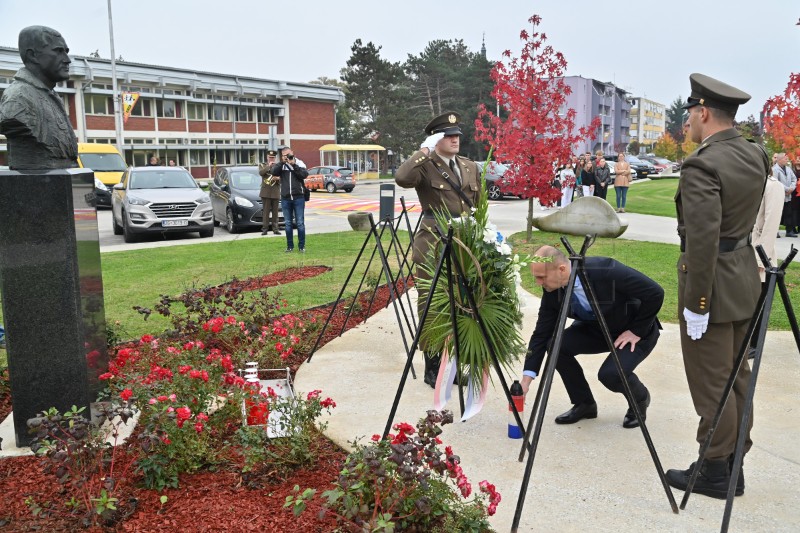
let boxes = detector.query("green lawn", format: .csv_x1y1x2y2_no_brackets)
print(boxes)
510,230,800,330
614,179,679,218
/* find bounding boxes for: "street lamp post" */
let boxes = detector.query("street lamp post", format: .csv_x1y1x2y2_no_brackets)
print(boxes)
107,0,124,154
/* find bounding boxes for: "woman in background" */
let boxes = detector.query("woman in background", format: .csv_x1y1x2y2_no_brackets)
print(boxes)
614,153,632,212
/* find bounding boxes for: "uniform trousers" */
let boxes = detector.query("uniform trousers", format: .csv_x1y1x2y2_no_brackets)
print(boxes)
261,197,280,231
554,320,657,406
679,319,754,460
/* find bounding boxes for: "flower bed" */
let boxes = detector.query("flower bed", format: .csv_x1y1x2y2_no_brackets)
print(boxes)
0,267,498,531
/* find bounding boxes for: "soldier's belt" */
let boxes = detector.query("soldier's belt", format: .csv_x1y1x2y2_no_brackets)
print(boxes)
679,235,751,253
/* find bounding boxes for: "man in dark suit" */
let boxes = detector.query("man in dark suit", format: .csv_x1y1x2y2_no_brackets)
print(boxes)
395,111,481,387
522,245,663,428
666,73,770,499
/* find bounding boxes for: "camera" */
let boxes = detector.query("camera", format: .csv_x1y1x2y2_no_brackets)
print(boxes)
286,154,295,160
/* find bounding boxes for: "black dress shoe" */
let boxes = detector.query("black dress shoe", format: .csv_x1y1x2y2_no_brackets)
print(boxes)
555,401,597,424
422,352,441,389
623,390,651,428
666,460,743,499
261,230,269,235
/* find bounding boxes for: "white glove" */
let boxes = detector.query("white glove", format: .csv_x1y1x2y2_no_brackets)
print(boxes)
683,308,709,340
294,157,306,169
420,132,444,152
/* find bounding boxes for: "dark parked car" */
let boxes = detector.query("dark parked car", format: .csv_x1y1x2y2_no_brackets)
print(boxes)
305,166,356,193
111,166,214,243
210,166,283,233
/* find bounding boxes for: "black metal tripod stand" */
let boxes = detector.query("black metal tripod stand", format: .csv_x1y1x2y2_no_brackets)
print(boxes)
680,245,800,533
305,201,420,379
382,225,528,438
510,235,678,533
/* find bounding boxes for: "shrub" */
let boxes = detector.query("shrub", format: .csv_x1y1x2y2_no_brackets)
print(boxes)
285,410,500,532
27,404,137,528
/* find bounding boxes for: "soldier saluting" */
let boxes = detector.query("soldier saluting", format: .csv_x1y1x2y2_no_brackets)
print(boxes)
395,112,481,387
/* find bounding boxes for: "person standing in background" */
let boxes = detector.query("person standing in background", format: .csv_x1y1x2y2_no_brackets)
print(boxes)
259,149,281,235
773,153,797,237
594,153,611,200
271,146,308,252
614,153,632,213
559,162,575,208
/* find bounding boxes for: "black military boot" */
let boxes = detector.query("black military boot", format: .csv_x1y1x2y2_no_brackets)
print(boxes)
666,459,740,499
729,455,745,495
423,352,441,388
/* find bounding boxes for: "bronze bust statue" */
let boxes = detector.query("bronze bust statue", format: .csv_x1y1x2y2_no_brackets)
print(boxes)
0,26,78,170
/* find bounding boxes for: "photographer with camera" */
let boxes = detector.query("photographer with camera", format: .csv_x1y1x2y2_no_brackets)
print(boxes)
270,146,309,252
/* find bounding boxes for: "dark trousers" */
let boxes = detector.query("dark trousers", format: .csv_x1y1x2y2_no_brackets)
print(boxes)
261,197,280,231
679,318,753,460
555,320,657,406
595,183,609,200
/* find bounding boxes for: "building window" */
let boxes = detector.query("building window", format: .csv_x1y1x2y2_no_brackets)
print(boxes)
84,94,112,115
237,107,254,122
129,99,152,117
156,100,182,118
211,104,230,121
258,108,275,123
190,149,208,165
187,102,205,120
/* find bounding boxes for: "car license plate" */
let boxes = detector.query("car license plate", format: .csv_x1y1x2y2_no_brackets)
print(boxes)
162,219,188,227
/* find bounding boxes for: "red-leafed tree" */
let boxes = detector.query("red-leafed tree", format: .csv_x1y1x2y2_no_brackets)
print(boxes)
763,73,800,159
475,14,599,241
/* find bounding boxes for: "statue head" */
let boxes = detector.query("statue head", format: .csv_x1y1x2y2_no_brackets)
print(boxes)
18,26,71,88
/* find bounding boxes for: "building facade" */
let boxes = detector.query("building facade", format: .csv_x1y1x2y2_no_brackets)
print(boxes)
0,47,344,178
629,97,666,152
561,76,632,155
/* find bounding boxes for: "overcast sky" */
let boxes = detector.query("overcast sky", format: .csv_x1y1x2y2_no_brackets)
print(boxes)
0,0,797,120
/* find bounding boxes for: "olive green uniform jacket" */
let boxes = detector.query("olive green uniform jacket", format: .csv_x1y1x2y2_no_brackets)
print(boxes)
258,163,281,199
675,128,769,322
395,150,481,265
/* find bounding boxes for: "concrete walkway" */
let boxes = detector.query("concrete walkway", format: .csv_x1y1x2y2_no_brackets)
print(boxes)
295,288,800,532
295,186,800,532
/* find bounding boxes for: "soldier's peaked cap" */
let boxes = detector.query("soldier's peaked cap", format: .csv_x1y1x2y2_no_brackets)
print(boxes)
267,149,278,157
682,73,750,113
424,112,462,136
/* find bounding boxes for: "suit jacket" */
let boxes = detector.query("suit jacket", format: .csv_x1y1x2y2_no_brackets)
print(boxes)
395,150,481,264
524,257,664,375
675,128,769,322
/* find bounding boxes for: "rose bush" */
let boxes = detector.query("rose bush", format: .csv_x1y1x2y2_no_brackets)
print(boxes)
285,410,501,532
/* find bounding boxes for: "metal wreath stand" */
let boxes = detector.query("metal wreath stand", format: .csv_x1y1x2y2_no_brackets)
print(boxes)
381,223,528,438
305,198,421,380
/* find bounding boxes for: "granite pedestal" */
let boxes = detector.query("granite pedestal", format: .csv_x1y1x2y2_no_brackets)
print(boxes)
0,168,108,447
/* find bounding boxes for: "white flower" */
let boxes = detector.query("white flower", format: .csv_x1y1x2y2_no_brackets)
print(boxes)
496,242,512,256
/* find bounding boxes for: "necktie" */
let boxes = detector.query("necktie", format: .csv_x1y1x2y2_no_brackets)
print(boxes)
570,290,595,322
449,159,460,185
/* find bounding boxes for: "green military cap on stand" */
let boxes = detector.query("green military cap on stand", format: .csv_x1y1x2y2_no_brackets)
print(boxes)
424,111,462,136
682,73,751,113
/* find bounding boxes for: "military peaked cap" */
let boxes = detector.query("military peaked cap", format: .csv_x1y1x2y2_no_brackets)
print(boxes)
682,73,750,113
424,112,462,136
267,149,277,157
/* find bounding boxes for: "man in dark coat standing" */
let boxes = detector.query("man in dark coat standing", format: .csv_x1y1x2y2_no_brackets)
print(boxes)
522,246,662,428
271,146,308,252
666,73,770,499
395,112,481,387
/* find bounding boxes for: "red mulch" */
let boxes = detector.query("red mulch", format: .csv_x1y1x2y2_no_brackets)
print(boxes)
0,266,411,532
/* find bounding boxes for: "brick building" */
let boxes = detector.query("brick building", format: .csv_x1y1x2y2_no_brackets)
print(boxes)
0,47,343,178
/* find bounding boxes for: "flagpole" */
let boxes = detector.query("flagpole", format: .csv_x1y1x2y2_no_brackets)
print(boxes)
107,0,124,155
